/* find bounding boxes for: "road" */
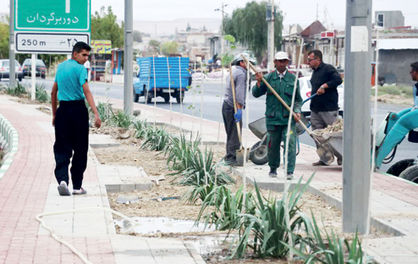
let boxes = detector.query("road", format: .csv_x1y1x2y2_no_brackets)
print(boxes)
8,77,417,173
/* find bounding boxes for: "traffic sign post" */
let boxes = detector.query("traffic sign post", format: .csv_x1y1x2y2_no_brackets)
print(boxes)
14,0,90,54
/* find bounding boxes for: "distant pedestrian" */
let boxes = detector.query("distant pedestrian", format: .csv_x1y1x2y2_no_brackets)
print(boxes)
51,42,101,196
307,50,343,166
375,61,418,168
222,53,254,166
84,60,91,82
252,51,302,179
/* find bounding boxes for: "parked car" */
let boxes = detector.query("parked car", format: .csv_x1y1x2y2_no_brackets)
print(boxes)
22,59,46,78
298,75,344,117
0,59,23,82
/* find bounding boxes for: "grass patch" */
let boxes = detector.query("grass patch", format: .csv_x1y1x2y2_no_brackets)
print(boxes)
371,85,413,97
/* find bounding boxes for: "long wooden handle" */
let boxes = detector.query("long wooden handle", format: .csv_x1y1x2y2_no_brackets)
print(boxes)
229,65,242,146
242,56,313,137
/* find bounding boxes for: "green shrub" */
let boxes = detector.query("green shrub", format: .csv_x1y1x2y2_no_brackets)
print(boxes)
110,110,132,129
141,126,172,151
232,177,313,259
165,133,201,172
6,83,27,97
172,147,234,187
35,84,49,103
287,213,370,264
196,185,255,230
133,119,150,139
96,102,113,123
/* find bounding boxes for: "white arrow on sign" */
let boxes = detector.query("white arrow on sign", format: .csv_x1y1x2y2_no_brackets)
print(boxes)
66,0,70,13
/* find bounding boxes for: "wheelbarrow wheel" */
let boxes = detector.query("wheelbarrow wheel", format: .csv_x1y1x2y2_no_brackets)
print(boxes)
386,159,415,176
399,165,418,183
249,141,268,165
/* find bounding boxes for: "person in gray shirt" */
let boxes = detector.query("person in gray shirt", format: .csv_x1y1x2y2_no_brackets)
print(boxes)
222,53,254,165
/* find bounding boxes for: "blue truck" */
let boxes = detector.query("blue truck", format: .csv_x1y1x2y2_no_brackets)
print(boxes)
133,57,192,104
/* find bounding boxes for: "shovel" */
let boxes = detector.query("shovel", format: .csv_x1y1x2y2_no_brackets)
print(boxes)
229,64,247,166
242,56,335,164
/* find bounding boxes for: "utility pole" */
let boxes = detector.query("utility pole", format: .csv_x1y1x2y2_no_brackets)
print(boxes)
9,0,16,89
343,0,372,234
215,3,227,61
124,0,133,115
266,0,275,71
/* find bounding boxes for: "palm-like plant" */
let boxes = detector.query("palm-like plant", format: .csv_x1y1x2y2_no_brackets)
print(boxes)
165,133,201,172
141,126,172,151
175,147,234,186
96,102,113,123
110,110,132,129
133,119,150,139
287,213,369,264
196,185,255,231
232,177,313,259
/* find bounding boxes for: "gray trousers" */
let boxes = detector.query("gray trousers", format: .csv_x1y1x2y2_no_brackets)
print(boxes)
310,110,342,161
222,101,242,161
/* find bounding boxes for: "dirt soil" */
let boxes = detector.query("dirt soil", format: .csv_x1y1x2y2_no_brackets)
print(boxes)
94,125,387,237
373,94,412,106
92,123,390,263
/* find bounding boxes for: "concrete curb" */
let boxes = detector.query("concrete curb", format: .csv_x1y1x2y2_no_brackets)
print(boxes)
0,113,19,180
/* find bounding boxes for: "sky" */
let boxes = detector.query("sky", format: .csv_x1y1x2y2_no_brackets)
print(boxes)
90,0,418,28
2,0,417,29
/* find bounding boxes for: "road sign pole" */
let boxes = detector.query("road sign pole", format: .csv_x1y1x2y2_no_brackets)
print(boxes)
31,53,36,100
343,0,372,234
123,0,133,115
9,0,16,89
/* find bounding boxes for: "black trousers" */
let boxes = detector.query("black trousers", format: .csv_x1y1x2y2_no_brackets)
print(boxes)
222,101,242,161
53,100,89,189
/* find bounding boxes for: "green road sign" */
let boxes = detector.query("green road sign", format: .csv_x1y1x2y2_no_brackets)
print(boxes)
14,0,90,53
15,0,90,32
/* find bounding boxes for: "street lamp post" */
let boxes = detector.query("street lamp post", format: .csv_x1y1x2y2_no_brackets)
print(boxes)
266,0,275,71
214,2,228,62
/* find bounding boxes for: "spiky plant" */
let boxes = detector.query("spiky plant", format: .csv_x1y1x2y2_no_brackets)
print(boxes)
133,119,150,139
286,212,370,264
232,176,313,259
196,185,255,231
165,133,201,172
141,126,172,151
96,102,113,123
110,110,132,129
35,84,49,103
173,147,234,186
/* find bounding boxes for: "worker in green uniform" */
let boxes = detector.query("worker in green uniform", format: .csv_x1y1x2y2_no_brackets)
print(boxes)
252,51,302,179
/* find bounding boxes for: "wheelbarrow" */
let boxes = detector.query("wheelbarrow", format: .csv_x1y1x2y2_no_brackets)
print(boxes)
248,114,311,165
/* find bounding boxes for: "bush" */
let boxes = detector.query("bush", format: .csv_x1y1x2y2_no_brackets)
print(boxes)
35,84,49,103
173,147,234,187
287,213,370,264
141,126,172,151
110,110,132,129
165,133,201,172
96,102,113,123
133,119,150,139
232,177,313,259
196,185,255,230
6,83,27,97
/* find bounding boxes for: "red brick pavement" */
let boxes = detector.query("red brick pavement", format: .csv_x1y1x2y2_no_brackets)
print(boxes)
0,97,115,264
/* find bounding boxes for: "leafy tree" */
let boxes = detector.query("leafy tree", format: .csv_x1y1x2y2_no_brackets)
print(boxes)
133,30,142,42
148,40,160,55
0,22,9,58
91,6,124,48
223,1,283,62
161,41,179,56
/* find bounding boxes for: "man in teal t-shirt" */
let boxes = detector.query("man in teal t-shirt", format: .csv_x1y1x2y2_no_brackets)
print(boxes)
51,42,101,196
